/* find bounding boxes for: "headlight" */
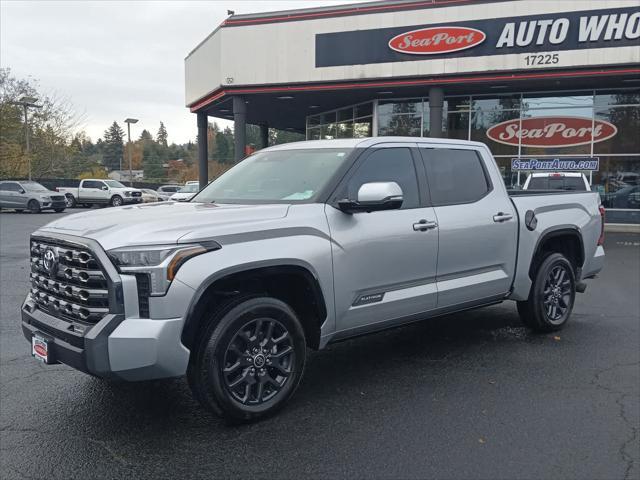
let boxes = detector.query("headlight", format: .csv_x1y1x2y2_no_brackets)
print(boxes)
41,195,51,201
124,191,131,197
108,242,220,295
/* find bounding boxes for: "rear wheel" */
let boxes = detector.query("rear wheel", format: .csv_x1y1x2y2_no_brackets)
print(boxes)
187,296,306,423
28,200,41,214
517,252,576,332
110,195,123,207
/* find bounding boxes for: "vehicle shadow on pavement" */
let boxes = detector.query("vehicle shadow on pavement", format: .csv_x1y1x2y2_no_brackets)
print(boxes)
70,302,536,429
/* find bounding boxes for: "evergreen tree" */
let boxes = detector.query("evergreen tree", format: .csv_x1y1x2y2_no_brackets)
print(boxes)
139,129,153,141
143,141,165,180
157,122,168,147
102,121,125,171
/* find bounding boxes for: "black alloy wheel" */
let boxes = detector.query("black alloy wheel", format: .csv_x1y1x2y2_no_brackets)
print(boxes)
188,296,306,422
222,318,295,405
542,264,573,324
517,252,576,332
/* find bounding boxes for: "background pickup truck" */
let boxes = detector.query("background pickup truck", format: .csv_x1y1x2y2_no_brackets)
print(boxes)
57,179,142,207
22,137,605,422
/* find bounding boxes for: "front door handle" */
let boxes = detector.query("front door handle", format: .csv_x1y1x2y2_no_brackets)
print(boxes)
493,212,513,223
413,219,438,232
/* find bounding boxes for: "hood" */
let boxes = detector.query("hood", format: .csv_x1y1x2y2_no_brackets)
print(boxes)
37,201,290,251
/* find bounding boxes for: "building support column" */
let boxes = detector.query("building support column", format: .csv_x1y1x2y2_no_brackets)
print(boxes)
197,112,208,190
429,87,444,138
233,96,247,162
260,124,269,149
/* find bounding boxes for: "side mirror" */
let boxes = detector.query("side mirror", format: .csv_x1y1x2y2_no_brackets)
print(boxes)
19,189,25,194
338,182,404,214
102,185,109,191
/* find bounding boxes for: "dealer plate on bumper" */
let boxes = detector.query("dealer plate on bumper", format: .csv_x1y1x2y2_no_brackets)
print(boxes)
32,333,51,363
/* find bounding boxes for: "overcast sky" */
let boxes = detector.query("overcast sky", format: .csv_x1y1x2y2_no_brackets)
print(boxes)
1,1,365,145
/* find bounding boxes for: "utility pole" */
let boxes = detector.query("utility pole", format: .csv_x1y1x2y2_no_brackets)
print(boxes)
12,96,42,180
124,118,138,186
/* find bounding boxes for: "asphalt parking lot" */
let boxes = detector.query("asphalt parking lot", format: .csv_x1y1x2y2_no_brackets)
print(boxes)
1,209,638,480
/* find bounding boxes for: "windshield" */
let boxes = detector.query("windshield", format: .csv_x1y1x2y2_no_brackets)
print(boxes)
193,148,352,203
178,184,199,193
21,181,49,192
104,180,126,188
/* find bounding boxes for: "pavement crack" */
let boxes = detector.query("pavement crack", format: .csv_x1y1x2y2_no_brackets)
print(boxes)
590,361,640,479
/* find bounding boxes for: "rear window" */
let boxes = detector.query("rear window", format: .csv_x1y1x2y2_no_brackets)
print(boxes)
528,176,587,191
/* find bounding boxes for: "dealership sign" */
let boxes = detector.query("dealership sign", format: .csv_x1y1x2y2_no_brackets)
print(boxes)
316,6,639,67
511,157,600,171
388,27,486,55
486,116,617,148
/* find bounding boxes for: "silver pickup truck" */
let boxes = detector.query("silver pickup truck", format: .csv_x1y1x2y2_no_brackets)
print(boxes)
22,138,605,422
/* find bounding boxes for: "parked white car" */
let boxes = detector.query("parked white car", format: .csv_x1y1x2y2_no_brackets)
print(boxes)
140,189,163,202
156,185,181,201
523,172,590,191
170,183,199,202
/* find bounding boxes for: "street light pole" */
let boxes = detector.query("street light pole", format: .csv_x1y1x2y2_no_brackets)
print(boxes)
12,96,42,181
124,118,138,186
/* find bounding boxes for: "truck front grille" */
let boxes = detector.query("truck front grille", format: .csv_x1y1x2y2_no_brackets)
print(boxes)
30,239,110,324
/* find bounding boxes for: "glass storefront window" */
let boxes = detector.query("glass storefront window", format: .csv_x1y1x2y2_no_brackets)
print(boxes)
355,103,373,118
379,112,421,137
337,108,353,122
520,109,592,156
522,93,593,110
595,89,640,107
472,95,522,111
354,118,372,138
320,123,336,140
446,111,469,140
470,108,519,156
594,105,640,155
379,99,422,115
336,121,354,138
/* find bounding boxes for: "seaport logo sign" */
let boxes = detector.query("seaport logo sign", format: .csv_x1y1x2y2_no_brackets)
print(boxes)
316,7,639,66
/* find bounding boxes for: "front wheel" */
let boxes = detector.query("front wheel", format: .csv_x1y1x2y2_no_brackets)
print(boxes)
517,252,576,332
28,200,41,214
110,195,123,207
188,296,306,423
65,195,76,208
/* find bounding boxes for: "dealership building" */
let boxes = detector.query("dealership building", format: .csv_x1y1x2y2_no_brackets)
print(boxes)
185,0,640,221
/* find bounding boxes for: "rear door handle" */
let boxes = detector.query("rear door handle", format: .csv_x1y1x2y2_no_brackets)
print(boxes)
493,212,513,223
413,219,438,231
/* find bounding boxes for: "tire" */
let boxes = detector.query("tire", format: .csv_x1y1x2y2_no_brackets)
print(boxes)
66,195,76,208
28,200,41,214
187,296,306,423
110,195,123,207
53,208,65,213
517,252,576,333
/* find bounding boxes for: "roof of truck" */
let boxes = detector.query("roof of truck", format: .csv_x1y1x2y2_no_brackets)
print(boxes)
264,137,488,151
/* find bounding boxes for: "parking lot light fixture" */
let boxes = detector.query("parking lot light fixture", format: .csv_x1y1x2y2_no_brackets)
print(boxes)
11,96,42,180
124,118,139,186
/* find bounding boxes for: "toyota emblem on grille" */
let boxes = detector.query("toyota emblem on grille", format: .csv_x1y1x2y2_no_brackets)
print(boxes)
43,248,58,277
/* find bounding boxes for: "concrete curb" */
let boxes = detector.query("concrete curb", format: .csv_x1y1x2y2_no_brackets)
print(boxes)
605,223,640,233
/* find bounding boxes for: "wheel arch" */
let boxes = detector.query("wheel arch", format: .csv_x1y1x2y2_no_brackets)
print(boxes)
529,226,585,280
181,260,328,352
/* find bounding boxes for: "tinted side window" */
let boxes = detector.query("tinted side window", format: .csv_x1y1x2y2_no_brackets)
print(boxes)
348,148,419,209
423,149,490,205
0,182,20,192
83,180,103,189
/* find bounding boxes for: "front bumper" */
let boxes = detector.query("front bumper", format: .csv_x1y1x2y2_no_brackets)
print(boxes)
22,232,191,381
41,200,67,210
122,197,142,204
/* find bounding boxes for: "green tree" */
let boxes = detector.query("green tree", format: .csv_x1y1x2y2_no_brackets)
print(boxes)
157,121,168,147
139,129,153,141
102,121,125,171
